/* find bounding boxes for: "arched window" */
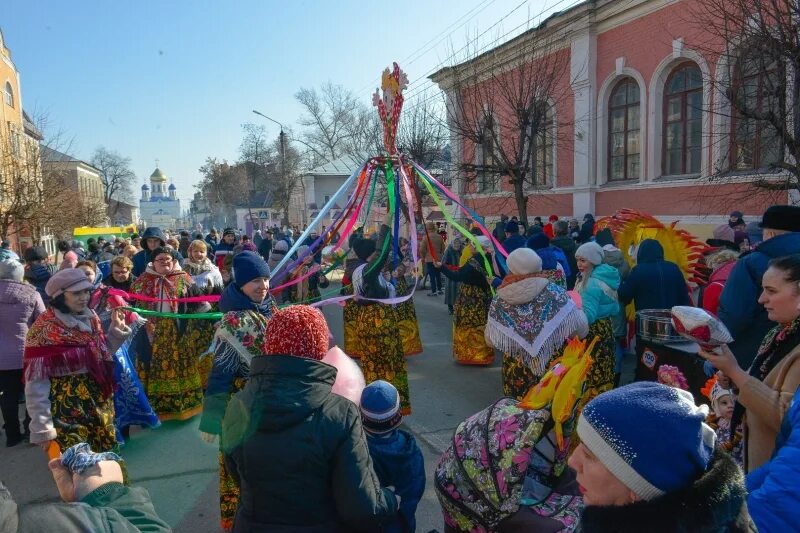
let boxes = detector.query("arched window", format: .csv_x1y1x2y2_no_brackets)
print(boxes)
731,49,783,170
663,63,703,176
4,82,13,108
528,105,554,187
608,79,640,181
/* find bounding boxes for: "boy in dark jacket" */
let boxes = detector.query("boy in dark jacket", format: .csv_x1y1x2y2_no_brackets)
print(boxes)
618,239,689,311
22,246,56,305
360,380,425,533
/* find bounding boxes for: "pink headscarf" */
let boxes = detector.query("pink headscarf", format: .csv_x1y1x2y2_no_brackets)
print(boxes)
59,251,78,270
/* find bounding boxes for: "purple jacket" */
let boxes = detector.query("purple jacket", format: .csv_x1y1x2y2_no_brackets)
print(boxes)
0,280,45,370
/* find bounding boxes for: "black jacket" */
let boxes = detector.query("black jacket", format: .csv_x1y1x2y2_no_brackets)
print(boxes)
578,452,754,532
618,239,690,311
550,235,579,289
221,355,397,532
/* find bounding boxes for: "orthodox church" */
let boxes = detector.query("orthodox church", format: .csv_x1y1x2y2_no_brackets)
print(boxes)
140,166,182,229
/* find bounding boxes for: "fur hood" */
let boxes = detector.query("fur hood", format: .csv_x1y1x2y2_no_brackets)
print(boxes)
578,452,755,532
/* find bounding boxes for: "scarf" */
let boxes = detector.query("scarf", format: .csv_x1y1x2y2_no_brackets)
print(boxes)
486,273,585,376
207,296,275,375
184,257,216,275
731,317,800,439
24,308,114,398
130,264,193,313
218,282,276,315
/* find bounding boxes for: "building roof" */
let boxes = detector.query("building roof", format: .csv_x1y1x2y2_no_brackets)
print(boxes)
306,155,363,176
168,184,176,190
142,183,150,189
150,167,167,182
40,146,102,173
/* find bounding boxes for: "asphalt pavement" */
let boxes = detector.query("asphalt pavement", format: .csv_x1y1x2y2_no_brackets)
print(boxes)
0,283,503,532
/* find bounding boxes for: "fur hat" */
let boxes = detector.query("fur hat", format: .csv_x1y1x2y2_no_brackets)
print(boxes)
506,248,542,275
360,380,403,435
353,238,376,261
263,305,329,360
577,382,716,501
575,242,604,266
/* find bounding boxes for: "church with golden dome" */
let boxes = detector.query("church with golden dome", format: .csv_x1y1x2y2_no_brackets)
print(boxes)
140,166,182,229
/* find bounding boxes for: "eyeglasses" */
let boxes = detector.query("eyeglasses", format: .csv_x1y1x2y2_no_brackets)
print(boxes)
155,257,174,264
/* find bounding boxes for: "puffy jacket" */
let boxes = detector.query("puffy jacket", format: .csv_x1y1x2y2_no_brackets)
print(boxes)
579,263,620,325
132,227,166,277
618,239,690,312
0,280,45,370
719,232,800,368
221,355,397,532
366,429,425,533
747,387,800,533
23,263,56,305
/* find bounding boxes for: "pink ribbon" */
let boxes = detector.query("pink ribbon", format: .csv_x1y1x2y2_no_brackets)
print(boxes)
107,288,221,303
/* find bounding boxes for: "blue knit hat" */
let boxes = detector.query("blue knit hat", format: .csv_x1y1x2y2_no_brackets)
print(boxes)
233,251,271,288
505,220,520,234
360,380,402,435
576,382,716,501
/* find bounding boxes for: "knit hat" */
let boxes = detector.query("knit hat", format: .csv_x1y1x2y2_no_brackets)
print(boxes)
353,238,376,261
23,246,48,262
0,248,19,262
527,232,550,251
576,382,716,501
548,215,559,222
0,259,24,282
263,305,329,360
223,227,236,238
475,235,491,251
506,248,542,275
45,268,94,298
575,242,604,266
360,380,403,434
505,220,520,234
233,251,271,288
273,240,289,253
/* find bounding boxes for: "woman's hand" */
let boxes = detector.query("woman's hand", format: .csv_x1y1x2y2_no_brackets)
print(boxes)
698,345,747,386
110,308,126,331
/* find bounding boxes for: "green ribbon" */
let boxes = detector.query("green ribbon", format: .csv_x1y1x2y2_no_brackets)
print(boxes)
124,307,224,320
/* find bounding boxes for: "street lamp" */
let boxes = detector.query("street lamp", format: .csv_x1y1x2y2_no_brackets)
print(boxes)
252,109,288,224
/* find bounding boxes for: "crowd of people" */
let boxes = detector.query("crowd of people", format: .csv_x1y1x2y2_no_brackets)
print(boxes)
0,201,798,532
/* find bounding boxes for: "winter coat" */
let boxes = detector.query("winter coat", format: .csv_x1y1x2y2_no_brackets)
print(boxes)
221,355,398,532
178,237,191,258
24,263,55,305
132,228,166,277
366,429,425,533
578,216,595,244
618,239,689,312
0,280,45,370
0,481,171,533
551,235,579,289
502,234,527,255
747,387,800,532
701,260,736,316
577,452,754,532
421,231,445,263
257,237,273,262
577,263,620,325
719,232,800,368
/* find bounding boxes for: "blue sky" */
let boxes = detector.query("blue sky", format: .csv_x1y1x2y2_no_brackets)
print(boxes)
2,0,563,206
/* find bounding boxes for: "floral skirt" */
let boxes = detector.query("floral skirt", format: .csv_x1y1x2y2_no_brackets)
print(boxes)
453,284,494,366
354,302,411,414
341,284,360,358
218,376,247,530
50,374,117,453
395,277,422,356
136,317,204,421
184,319,216,390
501,342,566,401
577,317,616,412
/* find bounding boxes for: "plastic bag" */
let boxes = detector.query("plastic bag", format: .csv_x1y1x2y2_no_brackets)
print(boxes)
670,306,733,348
322,345,365,404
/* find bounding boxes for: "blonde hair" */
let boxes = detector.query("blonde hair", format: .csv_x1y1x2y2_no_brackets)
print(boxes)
189,239,208,253
111,255,133,269
706,249,739,272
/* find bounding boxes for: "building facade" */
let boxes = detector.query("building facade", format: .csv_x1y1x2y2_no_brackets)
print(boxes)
140,167,182,230
431,0,793,234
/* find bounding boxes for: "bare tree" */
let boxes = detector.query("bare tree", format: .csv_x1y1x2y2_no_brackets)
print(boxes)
437,27,573,226
90,146,136,217
238,122,276,193
691,0,800,194
398,96,449,168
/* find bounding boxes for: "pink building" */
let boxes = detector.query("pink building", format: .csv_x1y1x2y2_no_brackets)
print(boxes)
431,0,793,231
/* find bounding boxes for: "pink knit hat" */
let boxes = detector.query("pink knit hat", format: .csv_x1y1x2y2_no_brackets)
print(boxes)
264,305,329,360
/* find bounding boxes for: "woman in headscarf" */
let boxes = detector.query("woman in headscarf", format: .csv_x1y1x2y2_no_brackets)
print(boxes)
25,269,131,456
437,235,495,366
75,261,159,442
199,251,276,531
130,246,203,421
574,241,621,407
351,218,411,413
442,236,464,315
486,248,588,399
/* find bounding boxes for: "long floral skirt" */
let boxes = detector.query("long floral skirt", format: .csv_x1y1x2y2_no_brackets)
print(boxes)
218,375,247,530
136,317,204,421
354,302,411,414
50,374,118,453
502,342,566,400
341,284,360,358
578,317,616,412
184,319,216,390
395,277,423,356
453,284,494,366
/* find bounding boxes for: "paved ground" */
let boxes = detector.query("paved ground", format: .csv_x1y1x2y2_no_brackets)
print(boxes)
0,284,503,532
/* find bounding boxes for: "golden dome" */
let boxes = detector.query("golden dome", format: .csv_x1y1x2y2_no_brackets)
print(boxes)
150,167,167,183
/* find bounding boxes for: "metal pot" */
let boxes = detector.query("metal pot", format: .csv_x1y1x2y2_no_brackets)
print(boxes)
636,309,685,344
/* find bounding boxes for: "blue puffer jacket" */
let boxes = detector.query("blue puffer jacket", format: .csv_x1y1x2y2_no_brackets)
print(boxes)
23,263,56,305
719,232,800,368
747,386,800,532
618,239,690,312
366,429,425,533
579,263,621,325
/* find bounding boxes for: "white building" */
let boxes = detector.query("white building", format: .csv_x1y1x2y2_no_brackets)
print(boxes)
139,167,181,230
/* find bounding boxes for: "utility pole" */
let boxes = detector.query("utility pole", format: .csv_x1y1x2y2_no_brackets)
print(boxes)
252,110,290,225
